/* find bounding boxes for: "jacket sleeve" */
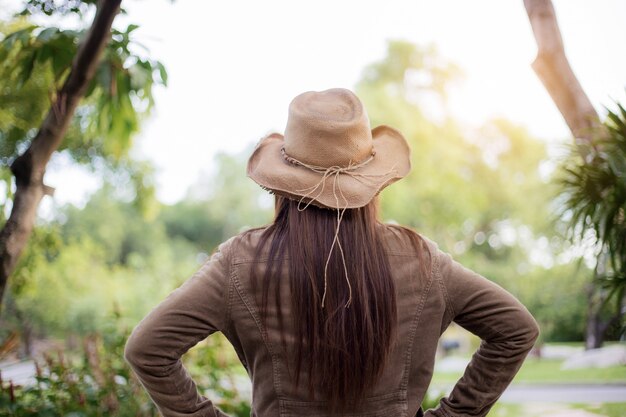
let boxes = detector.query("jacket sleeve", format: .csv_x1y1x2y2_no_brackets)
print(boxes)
425,248,540,417
123,238,234,417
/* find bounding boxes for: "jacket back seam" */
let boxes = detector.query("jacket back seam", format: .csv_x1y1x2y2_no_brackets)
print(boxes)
400,244,438,392
231,271,284,410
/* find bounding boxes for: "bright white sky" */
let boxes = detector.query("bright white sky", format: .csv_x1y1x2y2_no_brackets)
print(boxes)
34,0,626,206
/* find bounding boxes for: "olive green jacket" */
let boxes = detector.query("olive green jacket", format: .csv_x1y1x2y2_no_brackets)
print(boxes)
124,224,539,417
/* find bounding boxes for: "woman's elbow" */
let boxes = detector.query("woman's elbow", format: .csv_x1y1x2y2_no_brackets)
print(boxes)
526,314,540,347
500,308,540,353
123,328,145,367
516,310,540,351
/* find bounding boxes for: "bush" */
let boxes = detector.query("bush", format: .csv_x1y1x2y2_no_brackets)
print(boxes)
0,317,251,417
0,319,157,417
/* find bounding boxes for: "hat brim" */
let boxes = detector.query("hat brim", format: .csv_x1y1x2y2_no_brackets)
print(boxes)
247,125,411,209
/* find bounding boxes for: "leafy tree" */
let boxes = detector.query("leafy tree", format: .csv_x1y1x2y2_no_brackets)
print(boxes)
0,0,166,310
556,104,626,347
524,0,624,347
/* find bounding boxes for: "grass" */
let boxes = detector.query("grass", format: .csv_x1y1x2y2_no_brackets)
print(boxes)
430,357,626,386
575,403,626,417
484,403,626,417
487,403,524,417
514,358,626,384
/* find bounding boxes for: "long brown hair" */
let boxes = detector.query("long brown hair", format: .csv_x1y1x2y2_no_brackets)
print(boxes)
252,196,428,412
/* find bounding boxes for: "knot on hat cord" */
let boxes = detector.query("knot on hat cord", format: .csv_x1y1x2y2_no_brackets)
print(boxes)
280,147,397,309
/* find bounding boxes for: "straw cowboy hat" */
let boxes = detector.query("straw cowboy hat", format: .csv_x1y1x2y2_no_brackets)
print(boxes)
247,88,411,209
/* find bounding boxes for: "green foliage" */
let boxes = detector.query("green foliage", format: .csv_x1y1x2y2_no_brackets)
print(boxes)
0,317,158,417
513,263,587,342
0,319,251,417
0,9,166,218
0,37,598,415
0,25,76,91
61,184,163,266
556,103,626,333
3,146,274,341
358,41,555,239
184,335,251,417
359,42,557,263
4,39,587,355
357,40,587,341
0,23,56,167
159,201,225,251
0,161,264,414
67,24,167,162
359,40,462,98
4,187,197,339
0,21,167,163
163,150,273,249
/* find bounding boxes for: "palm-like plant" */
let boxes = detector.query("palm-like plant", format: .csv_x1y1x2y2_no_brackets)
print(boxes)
557,103,626,348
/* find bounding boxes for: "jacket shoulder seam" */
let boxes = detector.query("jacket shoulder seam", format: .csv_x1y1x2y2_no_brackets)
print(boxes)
435,250,456,318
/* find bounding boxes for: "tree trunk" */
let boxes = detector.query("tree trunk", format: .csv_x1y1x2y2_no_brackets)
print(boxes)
585,280,605,350
523,0,602,156
585,289,623,349
584,251,624,349
0,0,123,311
523,0,613,348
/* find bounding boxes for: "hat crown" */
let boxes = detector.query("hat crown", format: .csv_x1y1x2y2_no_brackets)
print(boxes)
283,89,374,167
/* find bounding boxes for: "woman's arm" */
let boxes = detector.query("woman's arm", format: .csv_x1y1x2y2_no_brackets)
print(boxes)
123,239,234,417
425,249,540,417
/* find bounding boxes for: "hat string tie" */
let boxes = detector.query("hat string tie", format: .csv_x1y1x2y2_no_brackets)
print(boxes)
280,147,398,309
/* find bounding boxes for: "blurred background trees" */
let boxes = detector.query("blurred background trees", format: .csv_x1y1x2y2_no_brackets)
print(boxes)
1,38,601,354
0,0,624,413
357,40,589,343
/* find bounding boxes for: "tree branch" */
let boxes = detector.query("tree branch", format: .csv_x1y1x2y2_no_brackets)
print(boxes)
523,0,600,157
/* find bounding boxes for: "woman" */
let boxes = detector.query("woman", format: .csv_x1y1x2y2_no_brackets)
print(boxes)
124,88,539,417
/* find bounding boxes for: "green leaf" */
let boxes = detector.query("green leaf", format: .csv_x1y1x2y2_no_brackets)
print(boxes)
618,102,626,123
51,46,74,80
157,61,168,86
1,26,36,50
18,27,33,46
607,109,622,128
36,27,59,42
608,153,626,176
126,23,139,33
96,63,112,95
35,44,52,65
16,51,37,87
0,46,9,63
